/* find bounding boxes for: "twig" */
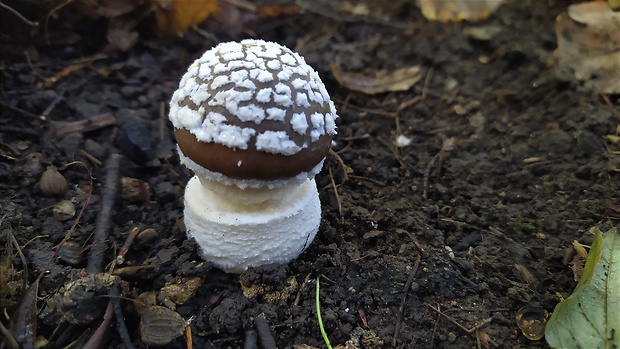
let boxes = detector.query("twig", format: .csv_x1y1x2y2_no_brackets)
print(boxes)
358,309,369,328
293,272,312,306
422,150,440,199
0,321,18,349
425,303,496,347
44,0,72,46
39,161,93,281
54,113,116,138
79,149,103,167
392,254,421,347
82,301,113,349
328,166,344,224
7,230,29,300
110,285,134,349
186,316,195,349
254,313,276,349
0,101,41,121
329,148,351,182
421,67,434,101
377,137,415,173
332,98,397,118
0,1,39,28
349,174,385,187
87,153,121,274
40,94,63,120
112,227,141,269
422,137,455,199
9,279,38,348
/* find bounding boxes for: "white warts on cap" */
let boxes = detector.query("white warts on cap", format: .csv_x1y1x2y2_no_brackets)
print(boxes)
169,39,338,156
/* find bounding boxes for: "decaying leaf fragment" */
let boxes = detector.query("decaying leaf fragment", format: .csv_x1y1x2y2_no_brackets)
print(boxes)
152,0,219,37
516,306,549,341
545,227,620,349
416,0,504,22
555,2,620,94
331,65,423,95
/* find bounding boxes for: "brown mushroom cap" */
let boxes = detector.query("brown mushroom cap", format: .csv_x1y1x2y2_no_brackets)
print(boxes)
169,39,337,182
174,128,331,180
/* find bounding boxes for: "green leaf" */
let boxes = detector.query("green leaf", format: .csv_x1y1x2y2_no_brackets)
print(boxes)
545,227,620,349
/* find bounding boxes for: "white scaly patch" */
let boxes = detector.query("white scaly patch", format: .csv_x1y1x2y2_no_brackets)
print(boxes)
169,39,338,156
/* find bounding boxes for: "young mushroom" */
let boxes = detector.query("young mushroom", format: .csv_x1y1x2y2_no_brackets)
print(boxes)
169,39,338,272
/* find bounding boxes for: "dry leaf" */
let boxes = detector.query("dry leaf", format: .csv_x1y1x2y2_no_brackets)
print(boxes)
416,0,504,22
555,2,620,94
256,5,302,17
152,0,219,37
331,65,423,95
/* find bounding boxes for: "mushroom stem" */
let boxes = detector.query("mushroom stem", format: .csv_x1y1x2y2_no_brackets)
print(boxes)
183,176,320,272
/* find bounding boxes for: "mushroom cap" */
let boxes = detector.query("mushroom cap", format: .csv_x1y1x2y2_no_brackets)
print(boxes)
169,39,337,187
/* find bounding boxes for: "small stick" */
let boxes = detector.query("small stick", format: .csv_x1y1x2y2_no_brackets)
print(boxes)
293,272,312,306
425,303,496,347
349,174,385,187
87,153,121,274
110,286,134,349
332,98,397,118
421,67,434,101
254,314,276,349
82,301,113,349
422,150,440,199
377,137,415,174
54,113,116,138
186,316,195,349
38,161,93,281
392,254,421,347
422,137,455,199
40,94,63,120
6,230,29,298
0,2,39,28
328,166,344,224
115,227,141,266
329,148,351,182
79,149,103,167
0,321,18,349
358,309,369,328
112,264,157,277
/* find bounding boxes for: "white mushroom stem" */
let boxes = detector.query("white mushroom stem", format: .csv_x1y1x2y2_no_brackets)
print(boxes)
183,176,321,272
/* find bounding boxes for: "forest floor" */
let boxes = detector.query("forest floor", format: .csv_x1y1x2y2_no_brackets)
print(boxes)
1,0,619,348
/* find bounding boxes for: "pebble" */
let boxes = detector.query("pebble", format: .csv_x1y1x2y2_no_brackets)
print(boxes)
154,182,179,203
117,122,156,163
58,132,83,158
575,130,604,154
84,139,106,160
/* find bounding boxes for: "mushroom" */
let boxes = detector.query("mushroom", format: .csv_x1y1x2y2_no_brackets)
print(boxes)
169,39,338,272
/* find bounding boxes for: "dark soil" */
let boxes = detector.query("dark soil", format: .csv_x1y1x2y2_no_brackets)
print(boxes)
1,0,619,348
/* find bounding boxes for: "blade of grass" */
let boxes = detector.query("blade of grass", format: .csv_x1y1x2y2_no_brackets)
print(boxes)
316,276,333,349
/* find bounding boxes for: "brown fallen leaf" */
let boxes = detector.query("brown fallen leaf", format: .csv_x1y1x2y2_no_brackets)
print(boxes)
256,5,302,17
151,0,219,37
331,65,423,95
555,2,620,94
416,0,504,22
